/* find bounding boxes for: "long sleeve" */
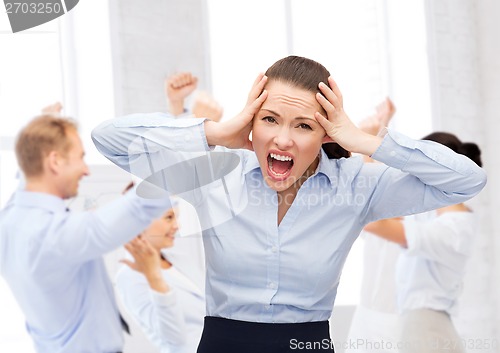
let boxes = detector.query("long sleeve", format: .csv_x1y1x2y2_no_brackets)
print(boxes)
358,129,487,224
395,212,476,313
115,267,189,350
91,113,210,178
91,113,248,213
37,191,172,266
403,212,476,267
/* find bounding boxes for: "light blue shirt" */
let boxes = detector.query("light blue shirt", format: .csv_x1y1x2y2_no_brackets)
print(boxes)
91,113,486,324
0,190,171,353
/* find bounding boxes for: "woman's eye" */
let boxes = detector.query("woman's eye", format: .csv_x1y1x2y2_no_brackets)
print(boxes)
263,116,276,124
298,123,312,130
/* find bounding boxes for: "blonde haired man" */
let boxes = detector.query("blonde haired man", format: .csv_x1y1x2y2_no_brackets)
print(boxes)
0,115,171,353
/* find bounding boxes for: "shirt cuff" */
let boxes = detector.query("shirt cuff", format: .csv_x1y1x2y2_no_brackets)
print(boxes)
371,128,414,170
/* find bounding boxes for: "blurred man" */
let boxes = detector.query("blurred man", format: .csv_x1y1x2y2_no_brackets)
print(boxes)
0,114,171,353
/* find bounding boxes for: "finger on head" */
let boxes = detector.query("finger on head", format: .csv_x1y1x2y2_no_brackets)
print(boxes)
246,90,268,121
315,92,333,111
314,111,330,128
317,84,339,110
327,77,343,104
254,75,267,91
247,76,268,104
252,73,265,87
255,89,268,105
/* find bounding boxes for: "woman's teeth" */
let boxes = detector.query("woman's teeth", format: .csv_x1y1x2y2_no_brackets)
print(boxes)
270,153,292,162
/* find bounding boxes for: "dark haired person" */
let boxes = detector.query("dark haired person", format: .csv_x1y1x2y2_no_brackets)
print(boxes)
365,131,484,353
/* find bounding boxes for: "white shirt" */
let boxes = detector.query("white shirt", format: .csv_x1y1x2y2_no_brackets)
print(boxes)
396,211,477,315
115,234,205,353
346,232,402,353
359,232,401,313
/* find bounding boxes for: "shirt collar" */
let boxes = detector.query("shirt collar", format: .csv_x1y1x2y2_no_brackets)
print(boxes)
314,148,339,187
13,191,67,213
241,152,261,175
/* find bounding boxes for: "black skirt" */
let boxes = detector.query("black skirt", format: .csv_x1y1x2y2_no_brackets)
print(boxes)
197,316,335,353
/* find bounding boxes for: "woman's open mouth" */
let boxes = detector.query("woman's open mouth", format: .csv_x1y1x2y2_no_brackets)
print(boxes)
267,152,294,181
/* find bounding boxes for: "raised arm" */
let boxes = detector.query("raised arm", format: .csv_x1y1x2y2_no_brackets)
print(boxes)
358,97,396,163
116,272,188,348
192,91,224,121
41,101,63,115
364,218,407,247
368,207,475,267
38,188,172,266
313,77,486,222
92,74,268,176
165,72,198,116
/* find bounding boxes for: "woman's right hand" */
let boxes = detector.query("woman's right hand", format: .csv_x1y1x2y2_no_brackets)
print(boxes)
205,74,268,150
121,236,170,293
121,236,161,276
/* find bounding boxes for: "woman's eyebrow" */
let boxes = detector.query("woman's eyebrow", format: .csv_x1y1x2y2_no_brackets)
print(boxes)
261,108,280,117
295,117,317,122
261,109,317,122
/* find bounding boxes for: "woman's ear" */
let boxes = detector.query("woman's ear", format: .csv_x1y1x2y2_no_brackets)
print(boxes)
322,134,334,144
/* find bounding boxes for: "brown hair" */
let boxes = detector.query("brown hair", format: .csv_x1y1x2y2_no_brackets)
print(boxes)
15,114,78,178
421,132,482,167
265,56,351,159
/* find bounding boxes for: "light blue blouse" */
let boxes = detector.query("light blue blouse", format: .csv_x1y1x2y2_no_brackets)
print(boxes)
92,113,486,324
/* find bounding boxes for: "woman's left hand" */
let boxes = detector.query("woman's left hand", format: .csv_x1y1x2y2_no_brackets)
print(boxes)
315,77,382,156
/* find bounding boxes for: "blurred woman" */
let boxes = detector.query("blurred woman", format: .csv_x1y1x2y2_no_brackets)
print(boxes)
115,199,205,353
365,132,483,353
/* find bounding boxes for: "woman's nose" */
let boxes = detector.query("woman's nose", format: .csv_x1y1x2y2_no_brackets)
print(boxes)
273,129,293,149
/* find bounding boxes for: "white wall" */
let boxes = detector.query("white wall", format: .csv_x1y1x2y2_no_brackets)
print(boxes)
425,0,498,350
108,0,212,117
475,0,500,349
